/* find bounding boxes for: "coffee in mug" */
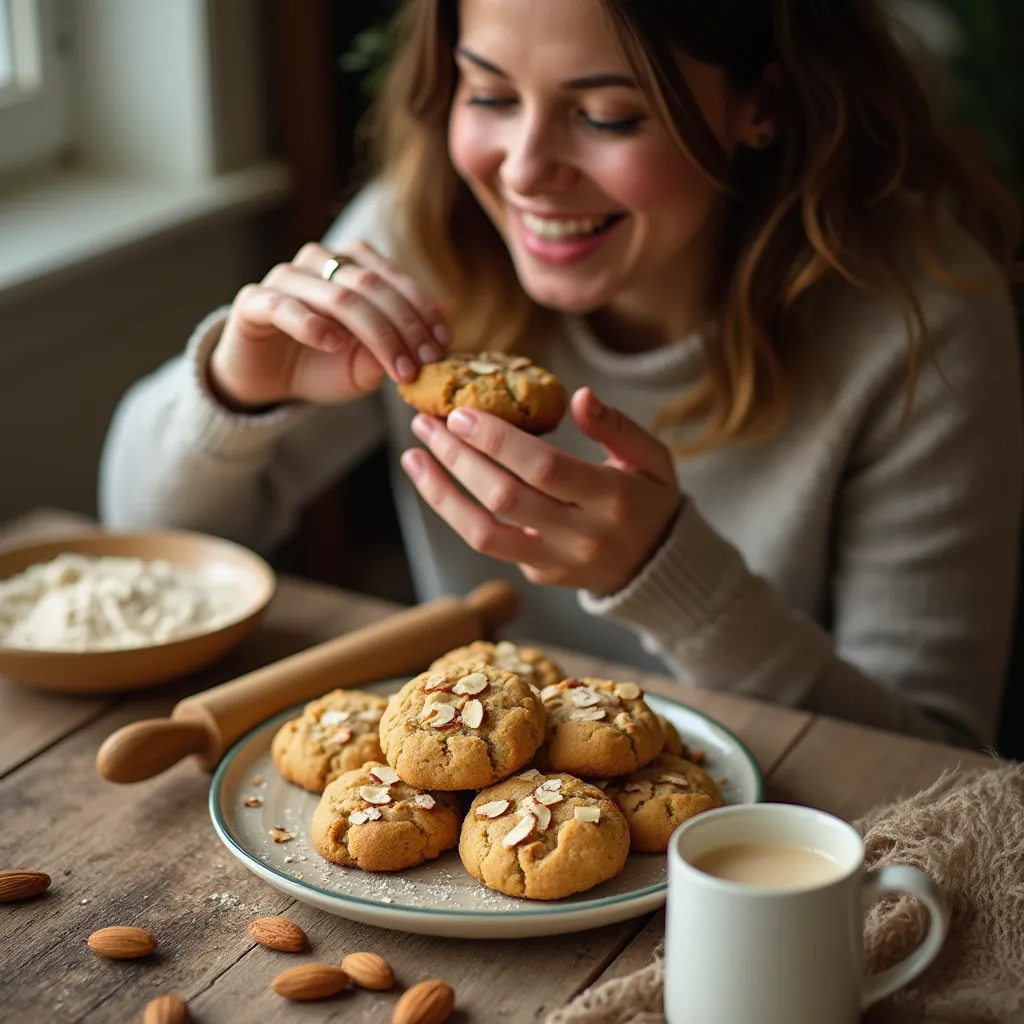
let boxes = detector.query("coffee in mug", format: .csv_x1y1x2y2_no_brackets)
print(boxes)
665,803,949,1024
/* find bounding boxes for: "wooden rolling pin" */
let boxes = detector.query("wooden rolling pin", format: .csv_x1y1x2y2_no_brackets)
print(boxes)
96,580,518,784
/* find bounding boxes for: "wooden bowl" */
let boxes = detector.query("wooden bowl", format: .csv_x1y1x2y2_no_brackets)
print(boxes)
0,529,276,694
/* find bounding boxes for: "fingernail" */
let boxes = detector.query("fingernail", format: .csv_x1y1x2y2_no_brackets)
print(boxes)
401,450,425,480
433,324,451,347
448,408,478,437
412,414,437,439
418,342,441,364
396,355,417,381
586,390,604,418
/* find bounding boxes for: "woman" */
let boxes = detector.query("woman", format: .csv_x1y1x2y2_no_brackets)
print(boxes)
100,0,1023,747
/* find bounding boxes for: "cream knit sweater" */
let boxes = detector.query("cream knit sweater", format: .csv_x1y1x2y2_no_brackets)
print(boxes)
99,185,1024,747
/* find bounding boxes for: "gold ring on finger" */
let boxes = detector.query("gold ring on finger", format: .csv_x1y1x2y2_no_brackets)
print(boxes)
321,254,358,282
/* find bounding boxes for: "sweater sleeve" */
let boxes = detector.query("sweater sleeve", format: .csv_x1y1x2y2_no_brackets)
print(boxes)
98,184,395,554
580,284,1023,747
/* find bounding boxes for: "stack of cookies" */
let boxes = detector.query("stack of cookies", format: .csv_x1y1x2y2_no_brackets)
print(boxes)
270,641,724,901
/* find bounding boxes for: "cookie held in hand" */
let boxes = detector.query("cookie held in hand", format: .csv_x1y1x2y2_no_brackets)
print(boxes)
379,663,546,790
606,754,723,852
310,762,460,872
271,689,388,793
397,352,567,434
459,770,630,899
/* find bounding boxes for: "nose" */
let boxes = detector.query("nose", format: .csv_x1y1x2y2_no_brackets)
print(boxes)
499,113,577,196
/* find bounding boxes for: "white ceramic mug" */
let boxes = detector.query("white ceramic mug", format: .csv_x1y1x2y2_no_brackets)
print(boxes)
665,803,949,1024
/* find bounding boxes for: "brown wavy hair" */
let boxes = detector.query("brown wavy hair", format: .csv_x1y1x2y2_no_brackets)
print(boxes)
369,0,1021,451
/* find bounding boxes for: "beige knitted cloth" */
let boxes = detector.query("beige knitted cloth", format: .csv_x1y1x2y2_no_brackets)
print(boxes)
547,764,1024,1024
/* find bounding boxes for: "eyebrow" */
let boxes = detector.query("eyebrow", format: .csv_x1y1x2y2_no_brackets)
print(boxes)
455,46,638,90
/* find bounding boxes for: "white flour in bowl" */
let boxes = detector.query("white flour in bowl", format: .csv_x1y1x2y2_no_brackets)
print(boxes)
0,553,249,652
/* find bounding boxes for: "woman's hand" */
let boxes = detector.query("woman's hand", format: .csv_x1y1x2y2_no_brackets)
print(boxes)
400,387,682,595
209,241,450,409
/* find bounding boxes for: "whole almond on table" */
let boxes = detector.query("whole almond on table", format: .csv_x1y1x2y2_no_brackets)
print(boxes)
392,979,456,1024
271,963,349,1001
86,925,158,959
143,993,190,1024
0,869,51,902
342,951,395,990
248,916,307,952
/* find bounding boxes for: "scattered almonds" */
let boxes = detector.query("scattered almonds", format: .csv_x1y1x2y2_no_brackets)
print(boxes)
359,708,384,722
540,684,563,703
369,765,401,785
359,786,392,805
503,813,537,847
614,682,642,700
343,951,395,991
243,796,262,808
525,798,552,830
539,779,563,792
328,727,353,745
423,703,457,728
249,916,307,953
475,799,511,819
423,673,453,692
269,828,295,843
272,963,349,1001
468,360,501,374
570,707,606,722
461,699,485,729
349,811,371,825
0,869,50,902
87,925,158,959
574,806,601,823
392,978,456,1024
659,773,692,787
533,788,563,807
452,671,488,695
414,794,436,809
143,993,190,1024
570,689,601,708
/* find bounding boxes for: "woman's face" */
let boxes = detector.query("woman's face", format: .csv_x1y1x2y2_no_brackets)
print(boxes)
448,0,764,321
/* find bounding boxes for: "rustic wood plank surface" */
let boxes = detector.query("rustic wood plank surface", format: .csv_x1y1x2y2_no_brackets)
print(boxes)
0,511,993,1023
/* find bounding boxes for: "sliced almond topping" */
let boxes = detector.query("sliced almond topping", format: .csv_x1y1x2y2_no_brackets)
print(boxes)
244,796,263,808
461,699,485,729
414,794,436,809
533,788,564,807
494,641,518,656
614,682,642,700
574,806,601,823
369,765,400,785
319,709,351,726
328,727,353,745
423,672,454,692
348,811,369,825
524,798,552,830
475,799,511,819
624,781,652,794
469,360,502,374
359,786,392,805
453,671,489,696
529,683,542,696
269,827,295,843
570,689,602,708
358,708,383,722
502,813,537,847
659,773,693,787
613,712,633,730
539,779,563,792
540,684,564,703
570,707,607,722
425,703,457,728
363,806,382,821
508,356,532,370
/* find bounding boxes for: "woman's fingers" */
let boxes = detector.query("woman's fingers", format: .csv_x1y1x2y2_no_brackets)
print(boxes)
232,284,350,354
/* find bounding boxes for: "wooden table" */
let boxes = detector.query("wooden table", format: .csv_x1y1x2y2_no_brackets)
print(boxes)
0,512,996,1023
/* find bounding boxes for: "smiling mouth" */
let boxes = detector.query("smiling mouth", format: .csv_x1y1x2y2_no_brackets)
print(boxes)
520,211,626,242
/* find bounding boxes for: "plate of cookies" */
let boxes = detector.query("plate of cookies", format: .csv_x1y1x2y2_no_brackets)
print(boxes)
210,642,763,939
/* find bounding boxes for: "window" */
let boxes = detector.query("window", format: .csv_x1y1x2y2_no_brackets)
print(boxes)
0,0,74,177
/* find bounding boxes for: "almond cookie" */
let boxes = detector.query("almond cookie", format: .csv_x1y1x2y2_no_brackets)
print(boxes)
271,689,388,793
397,352,568,435
460,770,629,900
606,754,723,852
430,640,564,694
539,678,663,778
310,762,460,872
379,664,546,791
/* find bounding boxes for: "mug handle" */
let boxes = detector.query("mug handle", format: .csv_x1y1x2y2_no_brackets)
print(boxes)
860,865,950,1010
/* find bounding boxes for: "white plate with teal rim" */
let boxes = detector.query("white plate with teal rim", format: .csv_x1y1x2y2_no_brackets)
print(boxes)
209,678,764,939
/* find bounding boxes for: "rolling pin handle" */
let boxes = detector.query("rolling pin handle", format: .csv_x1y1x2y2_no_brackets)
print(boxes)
95,718,214,784
466,580,519,634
